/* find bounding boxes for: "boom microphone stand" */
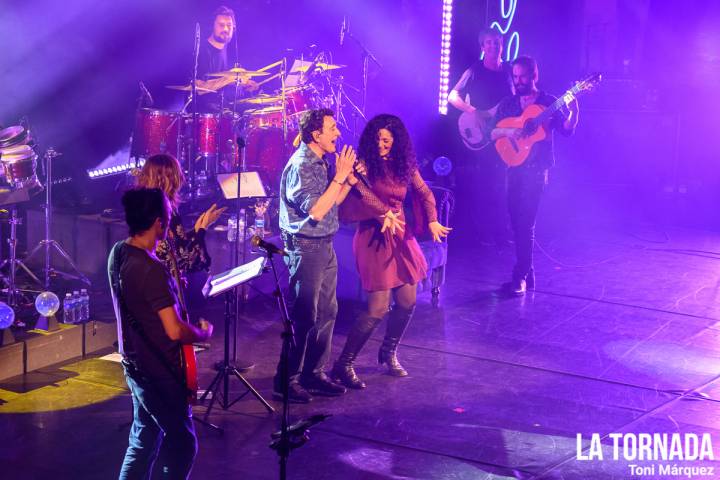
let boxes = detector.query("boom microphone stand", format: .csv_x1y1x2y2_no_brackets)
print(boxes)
251,236,329,480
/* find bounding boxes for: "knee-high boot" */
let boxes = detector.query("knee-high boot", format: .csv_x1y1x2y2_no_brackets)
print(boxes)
330,312,383,389
378,305,415,377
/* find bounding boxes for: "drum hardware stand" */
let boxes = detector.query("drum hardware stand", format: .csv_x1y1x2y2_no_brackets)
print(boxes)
0,208,41,306
25,148,90,289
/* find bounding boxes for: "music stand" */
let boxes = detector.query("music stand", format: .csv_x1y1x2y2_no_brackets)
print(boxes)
199,257,275,427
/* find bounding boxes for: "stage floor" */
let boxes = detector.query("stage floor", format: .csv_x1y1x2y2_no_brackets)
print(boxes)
2,220,720,480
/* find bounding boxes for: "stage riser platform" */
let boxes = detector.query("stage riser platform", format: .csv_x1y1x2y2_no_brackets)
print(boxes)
0,321,116,382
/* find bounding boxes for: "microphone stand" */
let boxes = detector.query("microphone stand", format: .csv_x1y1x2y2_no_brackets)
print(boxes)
199,140,275,423
346,31,382,121
262,243,295,480
189,23,201,207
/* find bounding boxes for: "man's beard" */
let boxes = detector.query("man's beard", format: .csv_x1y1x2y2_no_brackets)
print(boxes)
514,83,531,95
213,33,230,44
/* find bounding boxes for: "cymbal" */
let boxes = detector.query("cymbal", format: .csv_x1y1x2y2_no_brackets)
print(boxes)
235,94,283,106
166,81,217,94
292,62,345,73
207,67,271,78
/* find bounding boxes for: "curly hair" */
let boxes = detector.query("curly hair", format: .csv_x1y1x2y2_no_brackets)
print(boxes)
136,154,185,209
358,114,417,184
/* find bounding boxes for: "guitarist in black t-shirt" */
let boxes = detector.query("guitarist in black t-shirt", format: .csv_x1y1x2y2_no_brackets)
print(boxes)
108,188,213,480
448,28,513,247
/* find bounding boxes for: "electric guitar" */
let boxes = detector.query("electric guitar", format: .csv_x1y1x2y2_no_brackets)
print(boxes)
165,237,198,404
457,108,493,151
495,73,602,167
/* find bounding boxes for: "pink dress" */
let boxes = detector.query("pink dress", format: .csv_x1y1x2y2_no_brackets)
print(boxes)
340,167,438,292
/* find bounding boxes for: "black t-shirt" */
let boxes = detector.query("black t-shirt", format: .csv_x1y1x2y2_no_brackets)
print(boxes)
198,41,229,78
492,91,572,171
108,241,181,381
453,61,512,110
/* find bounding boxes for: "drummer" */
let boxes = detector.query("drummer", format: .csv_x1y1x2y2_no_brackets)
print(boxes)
198,5,259,112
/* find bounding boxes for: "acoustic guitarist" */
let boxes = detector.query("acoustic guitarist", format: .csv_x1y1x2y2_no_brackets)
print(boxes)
490,55,579,296
448,27,513,246
108,188,213,479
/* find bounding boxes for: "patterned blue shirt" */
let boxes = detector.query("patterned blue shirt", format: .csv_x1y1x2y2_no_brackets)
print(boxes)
279,143,339,237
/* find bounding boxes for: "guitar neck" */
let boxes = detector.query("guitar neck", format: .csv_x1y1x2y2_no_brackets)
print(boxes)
535,84,582,124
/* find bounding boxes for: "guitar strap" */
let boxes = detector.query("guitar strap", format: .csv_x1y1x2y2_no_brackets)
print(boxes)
110,242,191,396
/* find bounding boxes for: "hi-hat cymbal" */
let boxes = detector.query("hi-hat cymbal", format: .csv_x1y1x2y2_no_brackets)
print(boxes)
207,67,271,78
292,62,345,73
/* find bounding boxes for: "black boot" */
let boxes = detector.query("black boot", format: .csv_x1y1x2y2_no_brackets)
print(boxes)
378,305,415,377
331,313,383,389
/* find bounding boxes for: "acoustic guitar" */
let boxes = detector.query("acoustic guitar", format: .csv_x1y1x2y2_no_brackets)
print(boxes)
495,73,602,167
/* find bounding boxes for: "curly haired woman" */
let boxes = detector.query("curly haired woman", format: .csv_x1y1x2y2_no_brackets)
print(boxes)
331,114,451,389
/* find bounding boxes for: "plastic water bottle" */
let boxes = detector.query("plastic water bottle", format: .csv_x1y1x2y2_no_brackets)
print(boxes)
237,209,246,240
72,291,81,324
80,289,90,322
254,214,265,239
63,293,74,324
227,214,237,242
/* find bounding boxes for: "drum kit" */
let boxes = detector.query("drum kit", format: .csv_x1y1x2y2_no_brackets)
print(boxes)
130,52,364,202
0,122,89,309
130,54,355,199
0,125,42,190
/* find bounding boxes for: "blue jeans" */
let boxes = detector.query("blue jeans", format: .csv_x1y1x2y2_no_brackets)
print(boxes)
276,235,338,386
119,364,197,480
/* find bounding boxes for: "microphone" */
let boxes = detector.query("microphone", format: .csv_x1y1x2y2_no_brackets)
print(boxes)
139,81,154,106
251,235,287,257
339,16,347,46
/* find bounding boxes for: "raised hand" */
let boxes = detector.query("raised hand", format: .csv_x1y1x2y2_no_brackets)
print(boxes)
334,145,356,183
428,221,452,242
195,204,227,231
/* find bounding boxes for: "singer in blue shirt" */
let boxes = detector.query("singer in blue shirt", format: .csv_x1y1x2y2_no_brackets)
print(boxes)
275,108,360,403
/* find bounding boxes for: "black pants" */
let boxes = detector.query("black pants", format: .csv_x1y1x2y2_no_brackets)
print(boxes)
507,167,547,281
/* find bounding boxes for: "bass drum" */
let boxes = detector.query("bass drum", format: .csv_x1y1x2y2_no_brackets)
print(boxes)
244,127,297,191
131,109,181,159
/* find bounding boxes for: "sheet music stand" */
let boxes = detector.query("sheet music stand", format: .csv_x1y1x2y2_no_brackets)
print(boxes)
199,257,275,426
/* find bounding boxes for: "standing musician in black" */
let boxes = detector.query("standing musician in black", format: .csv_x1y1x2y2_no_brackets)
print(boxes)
448,27,513,246
109,188,213,479
490,56,579,296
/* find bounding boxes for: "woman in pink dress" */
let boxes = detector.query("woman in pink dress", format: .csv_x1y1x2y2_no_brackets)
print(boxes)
331,114,451,389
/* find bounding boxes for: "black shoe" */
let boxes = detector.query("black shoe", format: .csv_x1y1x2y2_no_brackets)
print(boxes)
300,373,347,397
502,278,526,296
272,382,313,404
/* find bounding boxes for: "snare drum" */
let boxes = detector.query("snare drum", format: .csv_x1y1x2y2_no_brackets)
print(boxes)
131,109,182,158
243,107,284,129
